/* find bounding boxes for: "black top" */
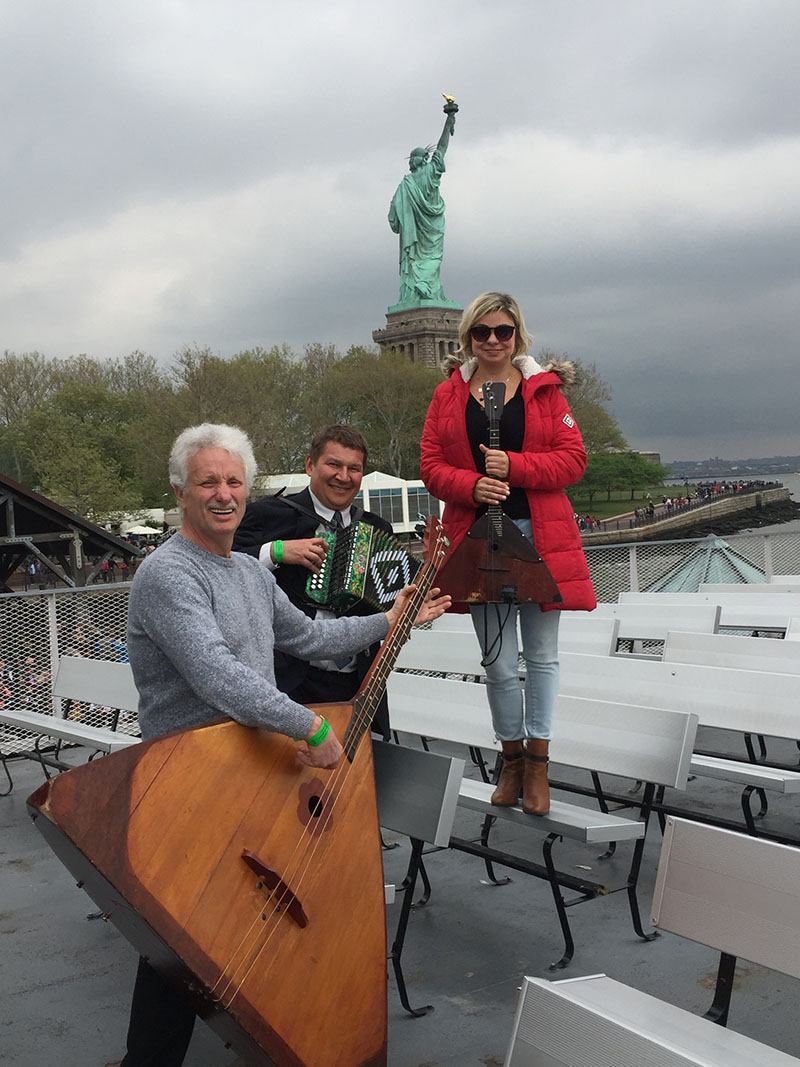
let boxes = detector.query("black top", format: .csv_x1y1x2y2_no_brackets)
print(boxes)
466,391,530,519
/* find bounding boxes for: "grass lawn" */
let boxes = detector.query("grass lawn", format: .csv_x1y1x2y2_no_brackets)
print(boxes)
568,484,692,521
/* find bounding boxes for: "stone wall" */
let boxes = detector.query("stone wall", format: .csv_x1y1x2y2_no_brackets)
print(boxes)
582,487,791,545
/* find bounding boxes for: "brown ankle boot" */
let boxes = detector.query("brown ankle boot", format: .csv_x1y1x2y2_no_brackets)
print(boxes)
522,739,550,815
491,744,525,806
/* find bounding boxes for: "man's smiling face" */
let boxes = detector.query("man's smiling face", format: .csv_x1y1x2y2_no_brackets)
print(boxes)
305,441,365,513
174,447,247,556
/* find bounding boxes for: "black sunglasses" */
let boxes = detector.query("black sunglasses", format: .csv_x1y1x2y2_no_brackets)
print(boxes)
469,323,516,343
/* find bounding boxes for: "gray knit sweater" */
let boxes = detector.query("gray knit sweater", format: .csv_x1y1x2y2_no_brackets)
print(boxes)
127,533,389,741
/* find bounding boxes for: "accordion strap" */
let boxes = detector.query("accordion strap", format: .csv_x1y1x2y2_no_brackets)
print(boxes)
275,493,364,532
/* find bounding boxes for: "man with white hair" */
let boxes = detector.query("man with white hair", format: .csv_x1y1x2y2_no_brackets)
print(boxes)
114,422,449,1067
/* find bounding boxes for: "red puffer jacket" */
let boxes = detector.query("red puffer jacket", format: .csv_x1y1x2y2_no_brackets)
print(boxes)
420,355,596,611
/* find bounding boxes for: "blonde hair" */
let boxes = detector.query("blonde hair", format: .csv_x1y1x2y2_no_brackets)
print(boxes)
457,292,533,360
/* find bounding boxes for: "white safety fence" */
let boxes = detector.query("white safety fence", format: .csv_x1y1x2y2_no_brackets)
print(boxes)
0,583,135,757
2,527,800,758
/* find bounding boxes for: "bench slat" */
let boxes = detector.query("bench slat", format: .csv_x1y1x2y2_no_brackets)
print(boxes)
458,779,645,844
690,754,800,792
0,709,140,752
508,974,800,1066
652,817,800,981
52,655,140,711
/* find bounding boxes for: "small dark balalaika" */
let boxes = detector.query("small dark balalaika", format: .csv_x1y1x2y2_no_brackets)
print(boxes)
305,521,420,612
435,380,563,605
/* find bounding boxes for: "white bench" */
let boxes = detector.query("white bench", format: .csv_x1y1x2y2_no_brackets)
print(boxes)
397,627,800,827
430,611,622,656
700,581,800,596
590,602,721,655
770,575,800,587
388,669,698,968
557,650,800,835
505,816,800,1066
618,590,800,634
372,739,464,1018
0,656,140,793
557,613,620,655
663,629,800,673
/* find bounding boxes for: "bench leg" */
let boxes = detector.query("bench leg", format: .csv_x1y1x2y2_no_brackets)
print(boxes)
590,772,617,861
388,837,434,1018
0,754,13,796
744,732,768,763
703,951,736,1026
625,786,659,945
542,834,577,970
468,745,491,783
741,785,769,833
479,813,512,886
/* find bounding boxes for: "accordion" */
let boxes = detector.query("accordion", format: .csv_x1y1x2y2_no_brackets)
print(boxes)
305,521,421,613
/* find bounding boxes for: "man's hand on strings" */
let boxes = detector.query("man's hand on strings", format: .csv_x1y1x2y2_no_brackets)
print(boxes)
275,537,329,573
385,585,451,630
296,715,344,769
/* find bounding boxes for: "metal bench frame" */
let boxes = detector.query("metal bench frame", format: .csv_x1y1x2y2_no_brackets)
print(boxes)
388,668,697,969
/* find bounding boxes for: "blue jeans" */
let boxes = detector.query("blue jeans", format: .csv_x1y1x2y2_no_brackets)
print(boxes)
469,520,560,741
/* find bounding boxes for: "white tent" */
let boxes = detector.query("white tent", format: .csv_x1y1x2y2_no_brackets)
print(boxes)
124,524,161,535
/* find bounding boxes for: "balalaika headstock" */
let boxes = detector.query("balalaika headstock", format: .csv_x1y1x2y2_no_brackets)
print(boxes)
421,514,450,571
481,380,506,454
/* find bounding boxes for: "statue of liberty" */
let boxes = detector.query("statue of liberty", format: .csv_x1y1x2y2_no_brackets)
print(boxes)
388,97,460,309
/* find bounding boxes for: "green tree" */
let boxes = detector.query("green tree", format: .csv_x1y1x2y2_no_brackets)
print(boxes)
170,344,309,475
577,452,620,505
0,350,56,482
17,377,146,521
579,451,669,503
320,348,440,477
557,356,627,454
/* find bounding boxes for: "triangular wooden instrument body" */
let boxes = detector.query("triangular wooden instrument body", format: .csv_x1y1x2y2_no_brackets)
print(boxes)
435,512,562,604
435,379,562,605
28,703,387,1067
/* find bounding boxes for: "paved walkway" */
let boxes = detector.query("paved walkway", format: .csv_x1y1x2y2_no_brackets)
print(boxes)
3,740,800,1066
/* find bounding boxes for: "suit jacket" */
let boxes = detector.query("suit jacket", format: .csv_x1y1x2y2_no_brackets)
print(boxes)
233,489,393,732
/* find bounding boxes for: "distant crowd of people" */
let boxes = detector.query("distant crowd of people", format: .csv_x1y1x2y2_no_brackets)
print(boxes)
0,619,129,723
575,479,781,535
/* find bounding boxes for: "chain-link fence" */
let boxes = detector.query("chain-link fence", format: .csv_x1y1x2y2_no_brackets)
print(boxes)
0,584,135,759
3,526,800,761
583,528,800,602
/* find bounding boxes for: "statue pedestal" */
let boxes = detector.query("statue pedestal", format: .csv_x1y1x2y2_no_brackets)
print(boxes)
372,303,462,369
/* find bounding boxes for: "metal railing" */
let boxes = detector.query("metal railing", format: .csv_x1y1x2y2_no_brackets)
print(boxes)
3,525,800,758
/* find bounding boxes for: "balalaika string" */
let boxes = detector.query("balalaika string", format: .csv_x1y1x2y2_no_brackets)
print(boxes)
210,519,449,1008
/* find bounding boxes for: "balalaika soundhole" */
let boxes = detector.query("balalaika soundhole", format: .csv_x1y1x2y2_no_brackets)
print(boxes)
27,518,450,1067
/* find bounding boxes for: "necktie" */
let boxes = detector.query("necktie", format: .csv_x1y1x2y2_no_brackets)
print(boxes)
332,510,344,529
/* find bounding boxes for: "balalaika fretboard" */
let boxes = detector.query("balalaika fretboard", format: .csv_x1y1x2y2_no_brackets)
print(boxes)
305,520,420,612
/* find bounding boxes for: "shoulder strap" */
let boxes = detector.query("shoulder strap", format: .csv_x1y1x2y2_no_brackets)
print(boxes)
278,494,337,531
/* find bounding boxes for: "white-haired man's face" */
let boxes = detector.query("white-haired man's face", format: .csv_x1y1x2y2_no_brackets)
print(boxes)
174,447,247,556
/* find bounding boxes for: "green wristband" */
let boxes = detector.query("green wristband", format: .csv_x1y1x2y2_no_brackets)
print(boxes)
272,540,284,564
306,716,331,747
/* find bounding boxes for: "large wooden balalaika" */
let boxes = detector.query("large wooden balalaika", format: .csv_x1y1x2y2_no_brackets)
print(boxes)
27,519,449,1067
435,381,563,605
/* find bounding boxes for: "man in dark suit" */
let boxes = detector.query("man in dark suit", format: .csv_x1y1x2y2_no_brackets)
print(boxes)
233,425,393,736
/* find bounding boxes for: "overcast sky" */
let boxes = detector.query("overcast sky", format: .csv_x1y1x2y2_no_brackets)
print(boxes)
3,0,799,464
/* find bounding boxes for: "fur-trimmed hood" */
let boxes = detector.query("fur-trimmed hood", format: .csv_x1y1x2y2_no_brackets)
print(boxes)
441,353,577,391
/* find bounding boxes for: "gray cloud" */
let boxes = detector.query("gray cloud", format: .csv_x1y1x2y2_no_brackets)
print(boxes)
2,0,799,465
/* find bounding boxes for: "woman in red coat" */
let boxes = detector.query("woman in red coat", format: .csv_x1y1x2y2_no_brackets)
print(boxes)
420,292,596,814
